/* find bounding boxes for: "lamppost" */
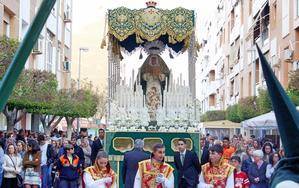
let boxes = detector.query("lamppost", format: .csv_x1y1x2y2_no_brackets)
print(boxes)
77,47,89,133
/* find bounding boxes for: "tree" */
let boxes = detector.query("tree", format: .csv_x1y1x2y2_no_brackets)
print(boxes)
55,81,99,139
238,96,260,121
0,37,19,78
0,37,26,131
288,69,299,91
256,89,272,114
200,110,226,122
1,37,61,131
226,104,241,123
95,90,107,122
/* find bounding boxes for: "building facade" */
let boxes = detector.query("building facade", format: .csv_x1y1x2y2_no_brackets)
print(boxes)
197,0,299,114
0,0,73,130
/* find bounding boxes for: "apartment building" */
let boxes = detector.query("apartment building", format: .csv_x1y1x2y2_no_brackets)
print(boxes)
197,0,299,113
0,0,73,130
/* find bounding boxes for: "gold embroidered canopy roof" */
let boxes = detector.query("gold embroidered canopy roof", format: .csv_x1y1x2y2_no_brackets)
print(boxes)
108,6,195,50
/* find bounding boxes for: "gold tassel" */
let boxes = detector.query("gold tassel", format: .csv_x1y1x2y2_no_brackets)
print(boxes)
136,34,144,43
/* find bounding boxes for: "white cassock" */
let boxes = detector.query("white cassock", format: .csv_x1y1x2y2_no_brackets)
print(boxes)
198,172,234,188
133,169,174,188
83,172,117,188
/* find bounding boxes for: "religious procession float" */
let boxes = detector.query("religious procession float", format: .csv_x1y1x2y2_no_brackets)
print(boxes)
101,2,201,186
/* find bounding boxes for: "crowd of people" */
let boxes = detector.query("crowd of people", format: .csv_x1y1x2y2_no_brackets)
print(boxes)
0,127,284,188
122,135,283,188
0,128,106,188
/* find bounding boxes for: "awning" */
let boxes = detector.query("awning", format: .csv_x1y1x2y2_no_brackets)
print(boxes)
201,120,241,129
242,111,277,130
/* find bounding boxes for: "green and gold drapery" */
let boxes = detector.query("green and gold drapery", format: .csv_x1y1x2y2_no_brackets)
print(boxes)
108,6,194,50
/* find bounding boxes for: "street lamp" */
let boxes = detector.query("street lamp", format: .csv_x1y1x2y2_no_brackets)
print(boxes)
77,47,89,133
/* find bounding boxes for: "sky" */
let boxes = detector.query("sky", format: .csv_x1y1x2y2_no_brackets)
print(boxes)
71,0,217,91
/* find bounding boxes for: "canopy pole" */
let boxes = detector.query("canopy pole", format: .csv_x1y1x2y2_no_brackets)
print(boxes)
0,0,57,111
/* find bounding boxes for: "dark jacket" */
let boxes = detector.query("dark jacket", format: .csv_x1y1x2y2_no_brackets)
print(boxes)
122,149,149,188
248,161,269,188
57,145,85,168
46,144,56,166
91,139,103,164
201,141,210,165
57,154,81,181
242,157,254,174
74,144,85,167
174,150,201,187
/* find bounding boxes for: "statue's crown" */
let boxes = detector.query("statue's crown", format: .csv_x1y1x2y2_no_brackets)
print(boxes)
146,1,157,7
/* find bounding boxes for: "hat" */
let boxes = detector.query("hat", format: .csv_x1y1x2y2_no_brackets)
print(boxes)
51,136,61,141
64,144,73,150
209,144,223,154
252,150,264,158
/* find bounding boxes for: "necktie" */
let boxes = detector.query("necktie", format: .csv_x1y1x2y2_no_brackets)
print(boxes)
180,153,185,165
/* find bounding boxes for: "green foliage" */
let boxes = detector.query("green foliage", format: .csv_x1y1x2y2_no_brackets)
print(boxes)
226,104,241,123
238,96,259,121
286,89,299,106
256,89,272,114
288,70,299,91
0,37,19,78
54,82,99,118
200,110,226,122
9,70,58,113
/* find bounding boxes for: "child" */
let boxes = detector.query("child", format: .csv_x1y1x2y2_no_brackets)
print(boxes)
230,155,250,188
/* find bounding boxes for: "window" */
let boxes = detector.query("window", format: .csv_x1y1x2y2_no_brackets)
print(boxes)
3,21,10,37
261,3,270,42
230,80,234,97
253,17,261,42
234,74,239,96
231,9,235,30
249,72,252,95
241,77,244,98
46,30,54,72
209,70,215,82
209,94,216,106
256,60,260,84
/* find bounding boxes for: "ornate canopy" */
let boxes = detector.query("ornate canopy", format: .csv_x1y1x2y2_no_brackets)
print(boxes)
107,4,195,54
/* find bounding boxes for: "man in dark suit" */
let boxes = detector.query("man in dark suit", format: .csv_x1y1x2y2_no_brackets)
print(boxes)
174,138,201,188
91,128,105,164
122,139,149,188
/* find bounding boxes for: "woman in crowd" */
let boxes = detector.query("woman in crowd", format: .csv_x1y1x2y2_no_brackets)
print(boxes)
2,143,22,187
248,150,268,188
262,142,274,163
83,151,116,188
253,140,260,150
17,140,26,158
241,146,255,174
266,152,281,179
23,139,41,188
81,137,92,168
